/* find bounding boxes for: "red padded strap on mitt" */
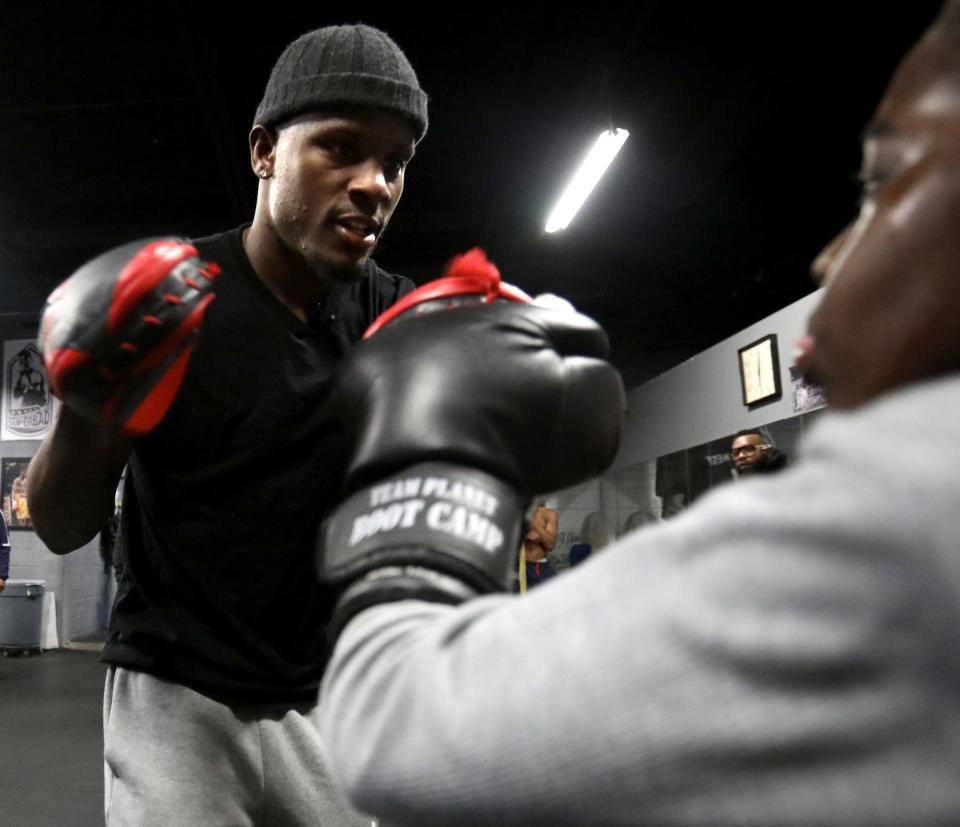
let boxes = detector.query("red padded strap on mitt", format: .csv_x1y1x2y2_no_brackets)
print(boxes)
111,344,195,436
109,241,199,332
100,292,215,434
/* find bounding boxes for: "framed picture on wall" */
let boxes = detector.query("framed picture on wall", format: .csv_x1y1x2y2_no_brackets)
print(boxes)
2,339,58,441
737,334,782,407
2,457,33,530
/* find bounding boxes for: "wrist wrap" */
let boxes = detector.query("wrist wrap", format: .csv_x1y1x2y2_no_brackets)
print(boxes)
319,461,526,632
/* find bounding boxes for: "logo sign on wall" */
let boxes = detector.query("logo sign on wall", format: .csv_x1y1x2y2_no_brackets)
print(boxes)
2,339,58,441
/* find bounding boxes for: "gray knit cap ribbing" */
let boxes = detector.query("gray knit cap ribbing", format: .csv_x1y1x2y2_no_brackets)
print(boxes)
254,24,428,141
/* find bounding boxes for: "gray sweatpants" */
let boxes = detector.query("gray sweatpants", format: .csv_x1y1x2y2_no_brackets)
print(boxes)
103,666,375,827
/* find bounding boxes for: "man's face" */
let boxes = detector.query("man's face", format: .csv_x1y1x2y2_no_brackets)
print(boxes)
797,20,960,409
263,110,416,281
730,434,773,473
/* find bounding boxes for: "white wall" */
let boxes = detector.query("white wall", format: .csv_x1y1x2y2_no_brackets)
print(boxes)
544,288,826,563
614,289,823,469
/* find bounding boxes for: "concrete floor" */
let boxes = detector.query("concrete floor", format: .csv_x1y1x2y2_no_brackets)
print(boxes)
1,647,107,826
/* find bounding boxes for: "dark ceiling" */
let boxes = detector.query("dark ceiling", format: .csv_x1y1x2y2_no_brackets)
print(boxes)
0,2,943,387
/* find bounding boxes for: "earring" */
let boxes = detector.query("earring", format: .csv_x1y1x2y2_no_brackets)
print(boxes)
258,169,270,179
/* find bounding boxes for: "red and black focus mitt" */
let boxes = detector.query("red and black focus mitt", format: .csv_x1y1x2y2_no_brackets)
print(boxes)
38,238,219,435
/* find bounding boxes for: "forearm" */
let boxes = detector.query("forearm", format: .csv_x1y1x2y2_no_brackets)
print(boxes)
320,583,655,826
27,407,132,553
321,598,543,825
318,451,933,826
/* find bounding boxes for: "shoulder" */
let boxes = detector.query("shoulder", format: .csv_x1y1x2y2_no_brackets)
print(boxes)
339,260,415,326
367,261,415,303
188,227,250,281
801,373,960,484
185,227,265,314
322,261,416,345
190,225,245,256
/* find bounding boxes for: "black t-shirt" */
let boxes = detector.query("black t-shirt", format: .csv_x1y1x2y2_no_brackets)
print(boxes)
102,226,414,704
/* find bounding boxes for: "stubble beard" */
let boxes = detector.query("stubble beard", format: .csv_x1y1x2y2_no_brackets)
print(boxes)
303,248,368,286
268,212,376,288
301,222,390,287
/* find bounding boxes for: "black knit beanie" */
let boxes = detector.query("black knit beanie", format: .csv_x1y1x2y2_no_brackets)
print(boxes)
254,24,428,141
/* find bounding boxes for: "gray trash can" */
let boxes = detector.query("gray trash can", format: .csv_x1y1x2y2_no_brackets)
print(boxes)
0,579,46,649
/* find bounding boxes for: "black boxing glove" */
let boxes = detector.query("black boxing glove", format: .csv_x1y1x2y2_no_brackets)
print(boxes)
38,238,218,435
317,255,624,634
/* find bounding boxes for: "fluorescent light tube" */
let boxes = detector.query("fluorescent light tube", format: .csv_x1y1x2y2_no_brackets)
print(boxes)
545,128,629,233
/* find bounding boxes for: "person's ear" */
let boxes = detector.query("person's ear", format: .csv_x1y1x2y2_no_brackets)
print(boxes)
249,124,278,179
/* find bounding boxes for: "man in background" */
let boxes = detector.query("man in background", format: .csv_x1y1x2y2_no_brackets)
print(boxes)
729,427,788,476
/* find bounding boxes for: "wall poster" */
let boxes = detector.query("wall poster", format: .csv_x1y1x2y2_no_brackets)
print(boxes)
2,339,57,441
2,457,32,530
